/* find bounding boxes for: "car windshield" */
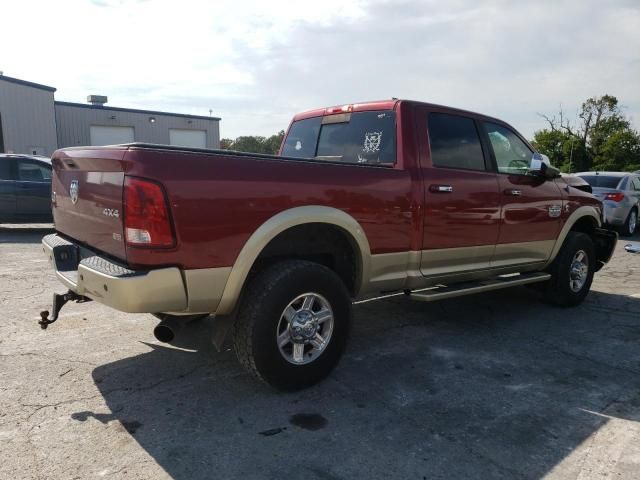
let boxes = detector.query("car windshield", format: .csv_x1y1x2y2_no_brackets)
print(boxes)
577,175,622,189
281,110,396,166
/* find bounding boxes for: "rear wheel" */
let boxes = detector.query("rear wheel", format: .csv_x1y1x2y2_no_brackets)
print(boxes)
544,232,595,307
233,260,351,391
620,208,637,237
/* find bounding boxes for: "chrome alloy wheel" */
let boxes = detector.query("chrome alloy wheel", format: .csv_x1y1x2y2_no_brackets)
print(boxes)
569,250,589,293
276,293,334,365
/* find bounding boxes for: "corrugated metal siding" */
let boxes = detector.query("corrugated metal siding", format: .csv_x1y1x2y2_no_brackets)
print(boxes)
0,79,58,155
55,104,220,149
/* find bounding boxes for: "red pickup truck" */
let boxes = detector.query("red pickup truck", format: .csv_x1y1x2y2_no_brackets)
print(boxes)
42,99,617,390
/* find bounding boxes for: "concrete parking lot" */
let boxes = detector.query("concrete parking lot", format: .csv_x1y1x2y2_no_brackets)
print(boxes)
1,225,639,479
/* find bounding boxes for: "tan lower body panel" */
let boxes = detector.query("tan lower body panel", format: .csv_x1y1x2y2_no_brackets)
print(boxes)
182,267,232,313
366,241,554,294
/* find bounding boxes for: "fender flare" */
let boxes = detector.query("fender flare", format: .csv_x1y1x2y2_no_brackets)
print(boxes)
215,206,372,315
543,206,601,269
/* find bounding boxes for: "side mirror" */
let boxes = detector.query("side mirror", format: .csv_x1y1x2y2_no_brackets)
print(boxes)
625,242,640,254
530,153,560,179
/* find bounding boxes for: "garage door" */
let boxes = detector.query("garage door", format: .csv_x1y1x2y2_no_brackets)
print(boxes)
169,129,206,148
90,126,135,146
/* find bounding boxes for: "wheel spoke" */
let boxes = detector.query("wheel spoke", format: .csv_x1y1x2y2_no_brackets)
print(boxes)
310,333,326,350
283,306,297,322
301,294,315,311
292,343,305,363
315,308,332,324
278,330,291,348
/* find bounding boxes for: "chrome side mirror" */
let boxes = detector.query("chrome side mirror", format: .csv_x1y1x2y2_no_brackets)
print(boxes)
625,242,640,254
530,153,560,179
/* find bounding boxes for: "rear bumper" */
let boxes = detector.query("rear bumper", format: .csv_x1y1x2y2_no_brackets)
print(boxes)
602,202,630,226
42,234,230,314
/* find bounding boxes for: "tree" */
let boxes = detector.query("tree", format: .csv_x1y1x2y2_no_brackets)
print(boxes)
533,95,640,172
218,130,285,155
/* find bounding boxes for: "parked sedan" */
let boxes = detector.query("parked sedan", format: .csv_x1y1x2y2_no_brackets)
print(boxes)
0,154,53,223
575,171,640,236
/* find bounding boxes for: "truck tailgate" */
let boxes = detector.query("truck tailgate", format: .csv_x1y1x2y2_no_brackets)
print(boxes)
51,148,128,261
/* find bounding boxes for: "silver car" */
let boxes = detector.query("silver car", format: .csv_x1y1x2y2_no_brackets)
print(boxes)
575,172,640,236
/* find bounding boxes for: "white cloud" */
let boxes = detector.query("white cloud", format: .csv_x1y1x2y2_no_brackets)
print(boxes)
1,0,638,139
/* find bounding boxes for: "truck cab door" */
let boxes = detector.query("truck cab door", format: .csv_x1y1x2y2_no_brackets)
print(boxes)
480,121,563,266
0,158,16,220
417,109,501,277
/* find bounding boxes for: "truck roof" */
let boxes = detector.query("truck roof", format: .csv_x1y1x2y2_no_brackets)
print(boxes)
291,99,507,125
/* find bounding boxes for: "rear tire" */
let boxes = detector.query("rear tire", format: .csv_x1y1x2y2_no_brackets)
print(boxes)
620,208,638,237
544,232,595,307
233,260,351,391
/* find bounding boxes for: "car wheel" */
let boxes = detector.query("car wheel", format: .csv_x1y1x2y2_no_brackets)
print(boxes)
621,208,638,237
544,232,595,307
233,260,351,391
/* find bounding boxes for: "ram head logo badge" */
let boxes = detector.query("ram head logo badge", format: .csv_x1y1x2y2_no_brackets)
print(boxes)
70,180,79,205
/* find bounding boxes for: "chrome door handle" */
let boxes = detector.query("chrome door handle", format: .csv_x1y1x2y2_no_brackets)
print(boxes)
429,184,453,193
504,189,521,196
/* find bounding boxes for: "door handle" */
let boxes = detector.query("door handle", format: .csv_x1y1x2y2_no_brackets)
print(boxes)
429,184,453,193
504,189,521,196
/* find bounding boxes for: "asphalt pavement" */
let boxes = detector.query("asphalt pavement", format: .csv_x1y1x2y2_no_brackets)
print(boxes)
1,224,639,479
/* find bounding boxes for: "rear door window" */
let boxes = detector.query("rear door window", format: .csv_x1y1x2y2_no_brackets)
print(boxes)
427,113,486,171
577,175,622,189
281,110,396,166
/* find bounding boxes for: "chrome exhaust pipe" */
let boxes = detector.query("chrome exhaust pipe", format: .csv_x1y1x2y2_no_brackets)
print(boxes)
153,316,185,343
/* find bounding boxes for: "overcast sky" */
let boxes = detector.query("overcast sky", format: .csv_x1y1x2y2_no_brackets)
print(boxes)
2,0,639,139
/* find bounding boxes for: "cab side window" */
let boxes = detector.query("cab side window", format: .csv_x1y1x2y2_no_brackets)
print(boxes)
484,122,533,175
631,176,640,191
427,113,486,171
17,161,51,182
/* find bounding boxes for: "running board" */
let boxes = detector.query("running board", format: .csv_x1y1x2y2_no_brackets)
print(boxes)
408,272,551,302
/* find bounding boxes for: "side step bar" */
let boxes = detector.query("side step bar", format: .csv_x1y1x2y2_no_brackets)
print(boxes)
408,272,551,302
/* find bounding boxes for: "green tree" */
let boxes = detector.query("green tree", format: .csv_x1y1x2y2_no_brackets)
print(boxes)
218,130,285,155
533,94,640,172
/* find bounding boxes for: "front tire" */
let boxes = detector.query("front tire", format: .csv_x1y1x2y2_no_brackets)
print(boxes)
544,232,595,307
233,260,352,391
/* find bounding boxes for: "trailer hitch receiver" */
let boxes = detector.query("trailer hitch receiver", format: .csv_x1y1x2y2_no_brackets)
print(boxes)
39,291,91,330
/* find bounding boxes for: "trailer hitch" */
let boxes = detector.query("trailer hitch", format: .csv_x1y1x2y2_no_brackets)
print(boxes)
39,291,92,330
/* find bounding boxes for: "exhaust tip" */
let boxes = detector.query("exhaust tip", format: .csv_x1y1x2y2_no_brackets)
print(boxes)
153,324,175,343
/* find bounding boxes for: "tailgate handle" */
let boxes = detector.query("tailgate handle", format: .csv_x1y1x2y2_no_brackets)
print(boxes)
429,184,453,193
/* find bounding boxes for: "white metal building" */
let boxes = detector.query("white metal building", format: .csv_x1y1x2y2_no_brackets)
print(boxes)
0,74,221,155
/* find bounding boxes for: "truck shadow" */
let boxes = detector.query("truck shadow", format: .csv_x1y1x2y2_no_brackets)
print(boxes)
0,225,54,243
82,288,640,479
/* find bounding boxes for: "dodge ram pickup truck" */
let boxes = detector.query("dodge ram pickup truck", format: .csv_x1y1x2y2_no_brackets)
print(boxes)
41,99,617,390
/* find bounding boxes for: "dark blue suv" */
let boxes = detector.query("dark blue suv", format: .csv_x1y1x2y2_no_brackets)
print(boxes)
0,154,53,223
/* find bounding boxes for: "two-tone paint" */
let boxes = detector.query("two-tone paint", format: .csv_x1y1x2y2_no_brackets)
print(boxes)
48,99,607,316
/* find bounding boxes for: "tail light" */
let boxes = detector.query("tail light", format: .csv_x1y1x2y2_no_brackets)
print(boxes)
124,177,175,247
324,104,353,115
604,192,625,202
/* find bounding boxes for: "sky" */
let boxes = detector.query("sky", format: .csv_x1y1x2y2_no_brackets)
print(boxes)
1,0,639,140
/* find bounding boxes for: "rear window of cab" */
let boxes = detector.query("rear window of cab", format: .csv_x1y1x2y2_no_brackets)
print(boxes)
577,175,622,189
281,110,396,166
